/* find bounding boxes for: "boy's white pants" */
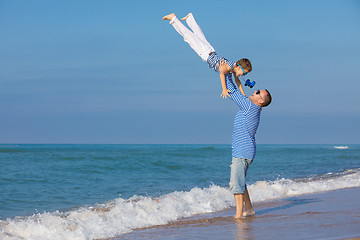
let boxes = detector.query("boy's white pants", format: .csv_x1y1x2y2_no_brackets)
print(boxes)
169,13,215,61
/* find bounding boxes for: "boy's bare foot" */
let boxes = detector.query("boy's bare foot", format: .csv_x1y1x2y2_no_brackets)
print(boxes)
163,13,175,21
243,209,255,217
181,13,192,21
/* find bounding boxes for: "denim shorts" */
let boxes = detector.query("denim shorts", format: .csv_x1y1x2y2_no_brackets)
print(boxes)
229,157,253,194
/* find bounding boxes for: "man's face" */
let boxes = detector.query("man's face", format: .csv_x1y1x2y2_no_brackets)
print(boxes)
249,89,266,107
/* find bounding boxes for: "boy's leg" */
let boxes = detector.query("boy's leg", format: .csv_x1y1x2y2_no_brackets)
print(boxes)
182,13,215,53
164,14,208,61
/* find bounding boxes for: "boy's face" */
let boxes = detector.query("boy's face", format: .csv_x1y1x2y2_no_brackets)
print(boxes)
234,66,247,77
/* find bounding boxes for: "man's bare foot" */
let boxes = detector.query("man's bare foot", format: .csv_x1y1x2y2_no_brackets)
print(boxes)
181,13,192,21
234,211,243,219
243,209,255,217
163,13,175,21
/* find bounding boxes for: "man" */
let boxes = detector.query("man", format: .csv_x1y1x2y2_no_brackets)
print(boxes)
219,60,272,218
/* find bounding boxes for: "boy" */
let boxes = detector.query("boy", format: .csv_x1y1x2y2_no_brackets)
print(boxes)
163,13,252,98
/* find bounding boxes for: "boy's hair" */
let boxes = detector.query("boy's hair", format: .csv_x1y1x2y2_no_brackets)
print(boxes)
236,58,252,72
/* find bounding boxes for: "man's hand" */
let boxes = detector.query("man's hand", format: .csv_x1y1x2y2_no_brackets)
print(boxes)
220,88,231,99
218,59,228,73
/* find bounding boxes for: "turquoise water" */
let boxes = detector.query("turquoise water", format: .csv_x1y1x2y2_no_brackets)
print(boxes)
1,144,359,220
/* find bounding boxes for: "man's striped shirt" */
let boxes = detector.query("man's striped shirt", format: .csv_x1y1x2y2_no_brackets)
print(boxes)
207,51,261,160
226,78,262,160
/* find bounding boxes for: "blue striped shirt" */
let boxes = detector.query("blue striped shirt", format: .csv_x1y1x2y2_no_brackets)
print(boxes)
226,78,262,160
207,52,261,159
207,52,236,73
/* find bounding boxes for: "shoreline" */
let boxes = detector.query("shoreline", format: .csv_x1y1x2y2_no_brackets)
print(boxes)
114,187,360,240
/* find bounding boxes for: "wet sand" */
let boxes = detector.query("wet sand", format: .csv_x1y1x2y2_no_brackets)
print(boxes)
114,187,360,240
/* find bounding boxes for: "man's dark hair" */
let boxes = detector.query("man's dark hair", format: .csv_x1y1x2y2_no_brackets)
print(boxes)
236,58,252,73
262,89,272,107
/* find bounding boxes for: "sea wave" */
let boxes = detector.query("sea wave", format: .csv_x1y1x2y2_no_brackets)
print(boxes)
333,146,349,149
1,168,359,240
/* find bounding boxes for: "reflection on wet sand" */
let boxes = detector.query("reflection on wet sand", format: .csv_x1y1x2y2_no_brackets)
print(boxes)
235,217,254,240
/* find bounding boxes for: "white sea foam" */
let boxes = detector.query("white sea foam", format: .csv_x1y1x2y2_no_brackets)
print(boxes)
1,169,360,240
333,146,349,149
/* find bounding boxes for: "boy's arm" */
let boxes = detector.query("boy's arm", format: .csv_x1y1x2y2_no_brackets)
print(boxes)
233,73,245,96
219,72,231,98
218,60,231,99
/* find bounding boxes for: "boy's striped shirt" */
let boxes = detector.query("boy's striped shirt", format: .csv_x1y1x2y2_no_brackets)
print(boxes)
207,52,236,73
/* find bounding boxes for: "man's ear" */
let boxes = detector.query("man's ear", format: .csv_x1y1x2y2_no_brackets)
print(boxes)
258,98,264,106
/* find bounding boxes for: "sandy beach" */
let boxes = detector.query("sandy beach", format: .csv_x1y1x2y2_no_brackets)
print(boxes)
115,187,360,240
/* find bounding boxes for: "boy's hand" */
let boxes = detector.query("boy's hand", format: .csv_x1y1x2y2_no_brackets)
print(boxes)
220,88,231,99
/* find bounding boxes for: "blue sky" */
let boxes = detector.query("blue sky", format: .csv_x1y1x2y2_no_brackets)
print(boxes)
0,0,359,144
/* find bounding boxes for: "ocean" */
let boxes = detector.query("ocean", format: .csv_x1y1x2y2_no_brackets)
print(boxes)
0,144,359,239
